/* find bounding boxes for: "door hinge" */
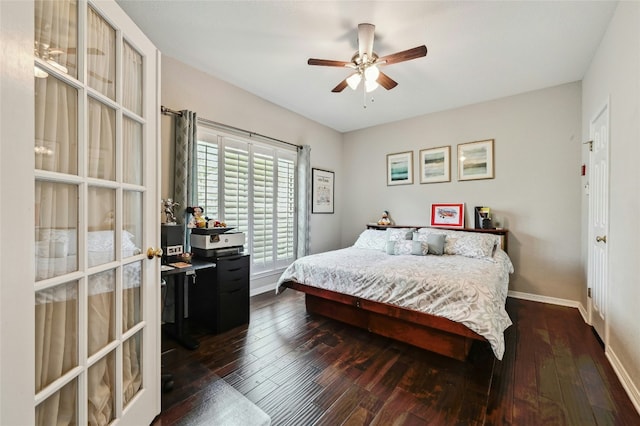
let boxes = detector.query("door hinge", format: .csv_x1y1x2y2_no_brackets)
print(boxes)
588,287,592,298
584,140,593,152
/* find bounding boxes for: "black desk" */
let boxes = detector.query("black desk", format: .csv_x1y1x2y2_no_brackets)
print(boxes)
161,259,216,350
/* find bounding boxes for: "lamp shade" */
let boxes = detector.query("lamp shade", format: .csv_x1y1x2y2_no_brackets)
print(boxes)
346,72,362,90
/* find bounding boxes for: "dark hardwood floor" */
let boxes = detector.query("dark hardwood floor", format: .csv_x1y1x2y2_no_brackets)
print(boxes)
153,290,639,425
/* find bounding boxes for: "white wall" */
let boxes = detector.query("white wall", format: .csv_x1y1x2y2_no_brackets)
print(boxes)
342,82,584,301
160,56,344,292
582,1,640,407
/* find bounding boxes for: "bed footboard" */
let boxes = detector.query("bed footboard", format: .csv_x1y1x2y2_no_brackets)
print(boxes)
284,281,486,361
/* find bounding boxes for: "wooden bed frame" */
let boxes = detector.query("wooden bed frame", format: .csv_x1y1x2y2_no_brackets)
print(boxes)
282,226,509,361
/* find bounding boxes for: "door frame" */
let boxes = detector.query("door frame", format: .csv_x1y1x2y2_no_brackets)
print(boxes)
0,1,38,423
587,98,610,346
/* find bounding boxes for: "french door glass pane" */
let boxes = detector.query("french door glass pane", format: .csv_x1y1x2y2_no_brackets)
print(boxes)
34,75,78,174
35,281,78,392
88,351,115,425
35,181,78,281
123,41,143,116
123,190,143,255
123,118,143,185
88,270,115,357
123,262,141,332
35,377,78,425
88,98,116,180
87,187,115,267
87,6,115,100
122,331,142,407
34,0,78,79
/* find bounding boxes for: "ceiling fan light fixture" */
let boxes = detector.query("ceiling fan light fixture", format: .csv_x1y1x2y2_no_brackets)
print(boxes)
47,59,68,74
34,66,49,79
346,73,362,90
364,64,379,82
365,79,379,93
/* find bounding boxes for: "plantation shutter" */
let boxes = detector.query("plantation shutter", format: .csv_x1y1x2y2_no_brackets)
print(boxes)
252,146,275,270
222,138,250,246
276,153,296,267
196,134,219,219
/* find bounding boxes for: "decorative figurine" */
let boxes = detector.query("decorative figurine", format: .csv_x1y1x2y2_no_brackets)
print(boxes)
377,210,392,226
187,206,207,228
162,198,179,224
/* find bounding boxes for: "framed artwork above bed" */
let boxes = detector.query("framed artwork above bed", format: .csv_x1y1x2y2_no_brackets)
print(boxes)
431,203,465,228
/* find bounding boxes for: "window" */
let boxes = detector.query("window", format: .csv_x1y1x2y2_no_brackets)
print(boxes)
196,128,297,274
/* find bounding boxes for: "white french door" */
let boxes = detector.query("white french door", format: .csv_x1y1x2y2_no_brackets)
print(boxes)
587,102,609,344
32,0,160,424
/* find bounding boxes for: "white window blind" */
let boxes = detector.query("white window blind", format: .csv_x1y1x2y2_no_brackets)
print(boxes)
196,140,218,218
196,128,297,275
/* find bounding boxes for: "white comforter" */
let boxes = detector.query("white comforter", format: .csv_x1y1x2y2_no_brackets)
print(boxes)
277,247,514,359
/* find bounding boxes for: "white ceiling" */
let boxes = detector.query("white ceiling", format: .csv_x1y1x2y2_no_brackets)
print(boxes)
116,1,617,133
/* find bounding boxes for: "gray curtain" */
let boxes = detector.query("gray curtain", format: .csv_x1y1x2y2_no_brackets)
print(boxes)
296,145,311,258
173,110,197,227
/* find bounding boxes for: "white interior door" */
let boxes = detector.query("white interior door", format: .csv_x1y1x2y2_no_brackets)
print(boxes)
587,102,609,343
33,1,160,424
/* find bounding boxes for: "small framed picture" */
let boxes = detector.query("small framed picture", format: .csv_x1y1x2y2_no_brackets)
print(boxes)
457,139,494,181
387,151,413,186
431,203,465,228
419,146,451,184
312,168,334,214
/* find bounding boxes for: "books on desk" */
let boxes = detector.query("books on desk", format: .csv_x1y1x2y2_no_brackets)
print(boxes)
169,262,191,268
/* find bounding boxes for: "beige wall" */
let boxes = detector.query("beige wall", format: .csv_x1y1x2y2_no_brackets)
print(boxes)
341,82,584,301
160,56,344,258
582,1,640,405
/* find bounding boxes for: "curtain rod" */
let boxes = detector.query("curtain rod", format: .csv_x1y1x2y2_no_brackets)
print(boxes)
160,105,301,150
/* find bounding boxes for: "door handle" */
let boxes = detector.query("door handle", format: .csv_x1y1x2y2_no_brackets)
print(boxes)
596,235,607,243
146,247,163,259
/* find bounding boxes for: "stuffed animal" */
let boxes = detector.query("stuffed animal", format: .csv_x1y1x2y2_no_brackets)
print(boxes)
377,210,392,226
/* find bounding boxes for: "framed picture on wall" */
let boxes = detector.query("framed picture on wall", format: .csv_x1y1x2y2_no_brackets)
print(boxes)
419,146,451,184
387,151,414,186
457,139,494,181
431,203,465,228
312,168,335,214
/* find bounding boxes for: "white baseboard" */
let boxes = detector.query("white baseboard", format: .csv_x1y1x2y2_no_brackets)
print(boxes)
606,347,640,415
250,282,277,297
508,290,590,324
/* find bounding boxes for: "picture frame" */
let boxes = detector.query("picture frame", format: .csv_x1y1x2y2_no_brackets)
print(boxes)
419,146,451,184
457,139,495,181
311,168,334,214
431,203,465,228
387,151,414,186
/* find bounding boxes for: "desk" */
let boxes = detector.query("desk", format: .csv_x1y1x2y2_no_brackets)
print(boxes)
161,259,216,350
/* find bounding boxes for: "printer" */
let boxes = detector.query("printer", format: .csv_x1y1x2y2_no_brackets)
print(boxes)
190,227,245,258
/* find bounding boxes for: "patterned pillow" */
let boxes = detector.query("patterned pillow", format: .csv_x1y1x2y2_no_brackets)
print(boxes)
413,232,446,255
353,229,387,250
416,228,499,259
386,228,414,242
386,240,428,255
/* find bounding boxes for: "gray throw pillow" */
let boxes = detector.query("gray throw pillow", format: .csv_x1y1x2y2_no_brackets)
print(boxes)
427,233,446,255
386,240,396,255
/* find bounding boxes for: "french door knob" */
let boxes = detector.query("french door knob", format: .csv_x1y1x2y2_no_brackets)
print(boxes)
147,247,163,259
595,235,607,243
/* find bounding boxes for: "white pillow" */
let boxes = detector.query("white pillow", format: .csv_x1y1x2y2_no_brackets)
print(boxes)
353,229,387,250
38,228,77,255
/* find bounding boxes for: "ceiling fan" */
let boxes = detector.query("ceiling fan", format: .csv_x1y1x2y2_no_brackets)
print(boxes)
308,23,427,93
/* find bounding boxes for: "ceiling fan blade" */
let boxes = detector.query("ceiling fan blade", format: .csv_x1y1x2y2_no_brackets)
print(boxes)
377,71,398,90
358,23,375,59
331,79,349,93
308,58,352,67
377,45,427,66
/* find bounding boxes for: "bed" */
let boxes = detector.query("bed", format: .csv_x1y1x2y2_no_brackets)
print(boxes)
276,226,513,361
